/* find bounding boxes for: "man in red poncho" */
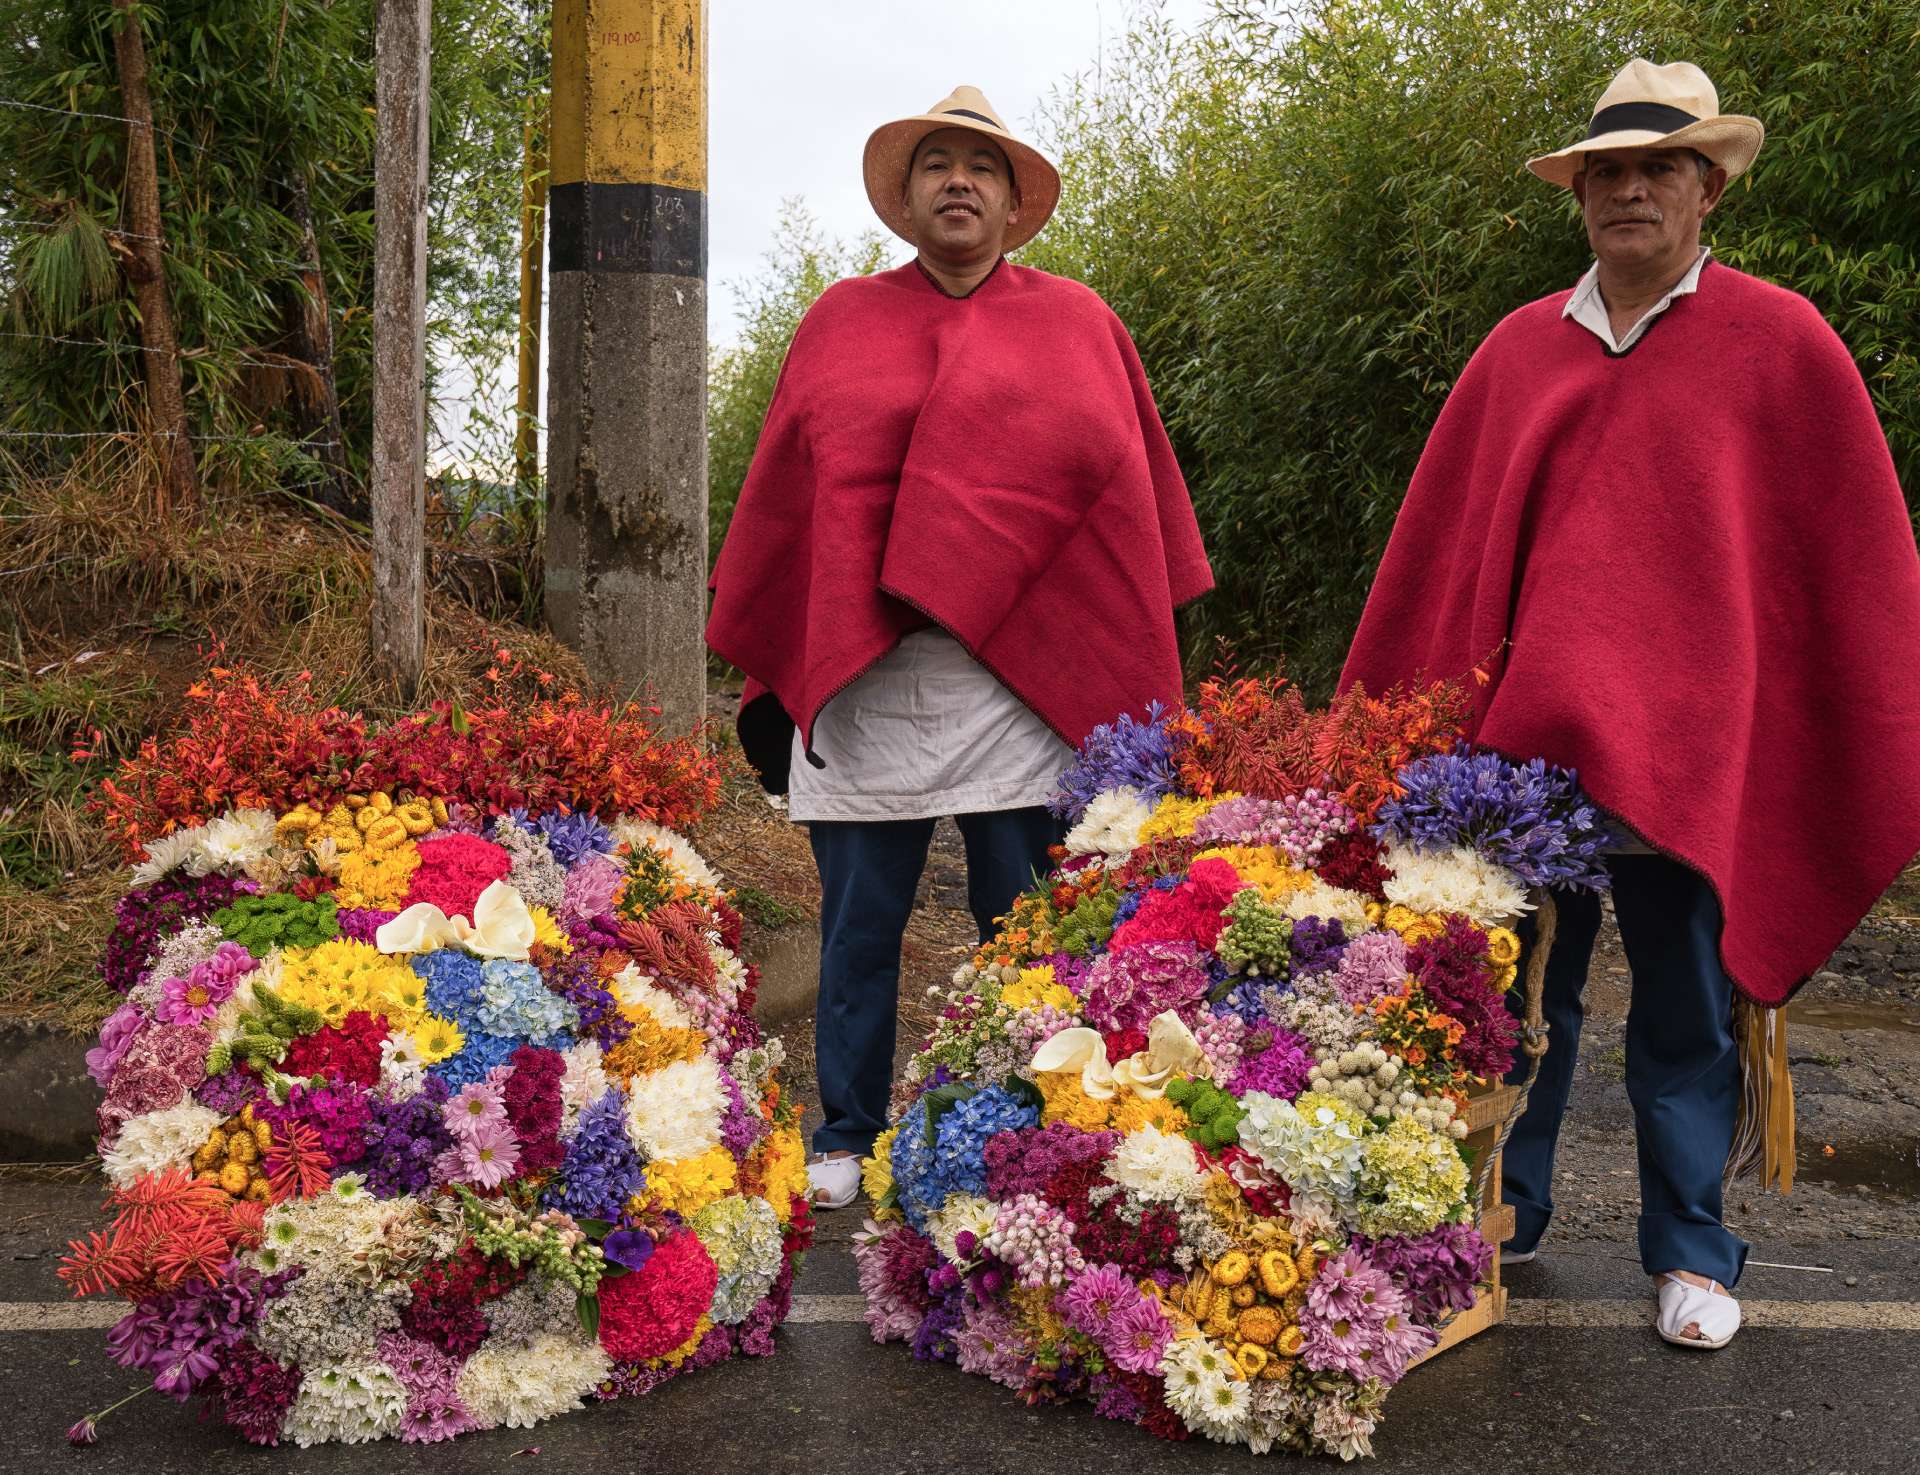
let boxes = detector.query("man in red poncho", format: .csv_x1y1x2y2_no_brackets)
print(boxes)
1341,60,1920,1349
707,87,1212,1210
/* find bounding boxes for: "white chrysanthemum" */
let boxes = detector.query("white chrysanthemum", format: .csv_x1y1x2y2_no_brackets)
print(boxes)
709,944,747,1003
129,827,204,887
456,1331,610,1430
558,1040,611,1134
253,1176,401,1279
692,1193,785,1324
198,808,278,874
378,1030,428,1095
100,1101,223,1187
1239,1092,1365,1206
1064,786,1153,858
1381,841,1533,927
283,1359,406,1447
611,818,722,892
1278,879,1377,936
926,1192,998,1265
1105,1125,1208,1202
609,963,694,1031
624,1056,727,1159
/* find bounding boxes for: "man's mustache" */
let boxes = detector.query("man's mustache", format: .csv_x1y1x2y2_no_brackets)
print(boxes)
1602,210,1663,226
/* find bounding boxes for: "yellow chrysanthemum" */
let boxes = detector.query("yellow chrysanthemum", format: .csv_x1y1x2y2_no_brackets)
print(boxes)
1036,1074,1115,1134
334,840,421,909
757,1125,809,1224
529,905,573,955
1110,1092,1191,1137
1137,791,1240,845
1193,845,1317,901
1380,905,1448,945
862,1125,899,1218
1002,964,1076,1013
604,1011,706,1082
642,1145,738,1217
277,938,419,1025
646,1314,714,1370
411,1013,466,1063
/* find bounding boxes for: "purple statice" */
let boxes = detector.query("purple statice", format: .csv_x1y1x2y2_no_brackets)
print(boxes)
929,1085,1041,1203
1358,1224,1493,1325
1375,745,1615,890
1289,916,1348,975
195,1064,264,1115
984,1121,1119,1201
361,1076,455,1197
543,954,631,1052
538,810,616,868
1218,975,1278,1023
334,907,398,944
1047,701,1176,823
718,1071,765,1158
106,1268,298,1402
1332,930,1411,1008
1080,940,1214,1033
909,1282,966,1363
102,873,254,994
544,1088,644,1221
1227,1027,1316,1100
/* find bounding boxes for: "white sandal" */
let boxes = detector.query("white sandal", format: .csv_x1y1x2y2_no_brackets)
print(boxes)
806,1154,861,1211
1655,1274,1741,1350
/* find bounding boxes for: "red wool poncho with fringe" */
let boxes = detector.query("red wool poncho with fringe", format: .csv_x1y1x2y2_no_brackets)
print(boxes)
1340,262,1920,1007
707,260,1213,791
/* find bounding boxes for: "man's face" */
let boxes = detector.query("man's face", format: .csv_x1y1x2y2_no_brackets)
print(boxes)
1572,147,1727,273
903,127,1019,260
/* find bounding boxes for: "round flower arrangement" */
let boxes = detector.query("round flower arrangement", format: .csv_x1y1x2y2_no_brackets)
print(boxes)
62,674,811,1447
855,677,1611,1458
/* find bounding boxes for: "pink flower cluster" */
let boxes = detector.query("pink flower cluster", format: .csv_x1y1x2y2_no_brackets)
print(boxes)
404,834,512,920
1300,1247,1433,1385
984,1194,1086,1289
378,1331,479,1444
436,1081,518,1188
1080,941,1214,1034
156,942,257,1027
1058,1262,1173,1373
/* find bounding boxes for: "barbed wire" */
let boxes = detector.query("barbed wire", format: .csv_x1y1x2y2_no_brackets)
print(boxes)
0,95,212,153
0,328,329,372
0,427,342,448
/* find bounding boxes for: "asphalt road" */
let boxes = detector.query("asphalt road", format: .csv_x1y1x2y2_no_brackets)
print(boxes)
5,1178,1916,1475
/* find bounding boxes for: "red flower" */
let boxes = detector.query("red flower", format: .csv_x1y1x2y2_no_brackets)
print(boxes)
596,1230,717,1362
265,1121,332,1202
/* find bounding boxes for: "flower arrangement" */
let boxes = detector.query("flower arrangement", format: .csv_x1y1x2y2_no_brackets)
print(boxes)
857,677,1610,1458
64,674,810,1447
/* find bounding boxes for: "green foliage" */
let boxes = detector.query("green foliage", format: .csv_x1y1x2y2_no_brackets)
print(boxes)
0,0,546,488
1018,0,1919,693
729,881,808,931
707,200,890,560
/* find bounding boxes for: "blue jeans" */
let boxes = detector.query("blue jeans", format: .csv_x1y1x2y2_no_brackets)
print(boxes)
1503,854,1750,1286
808,807,1062,1157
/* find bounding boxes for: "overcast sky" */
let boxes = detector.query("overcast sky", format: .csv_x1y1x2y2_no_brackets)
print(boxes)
434,0,1211,474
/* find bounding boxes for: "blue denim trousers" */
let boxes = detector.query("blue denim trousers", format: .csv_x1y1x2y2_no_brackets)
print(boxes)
1503,854,1750,1286
808,807,1062,1157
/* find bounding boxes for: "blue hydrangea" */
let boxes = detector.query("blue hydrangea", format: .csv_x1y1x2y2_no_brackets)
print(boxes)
1375,746,1615,890
475,958,578,1043
415,950,484,1022
544,1088,644,1221
431,1028,520,1089
930,1085,1039,1202
1047,701,1177,823
888,1108,943,1231
537,810,616,868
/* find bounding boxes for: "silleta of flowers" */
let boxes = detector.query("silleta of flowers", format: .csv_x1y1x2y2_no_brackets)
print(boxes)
855,676,1611,1459
62,669,810,1447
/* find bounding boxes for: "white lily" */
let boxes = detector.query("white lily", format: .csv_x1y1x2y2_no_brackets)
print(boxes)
1029,1009,1205,1101
374,878,537,960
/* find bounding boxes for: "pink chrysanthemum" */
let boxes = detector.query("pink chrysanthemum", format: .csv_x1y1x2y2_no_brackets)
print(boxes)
953,1297,1031,1390
1102,1293,1174,1374
455,1119,519,1189
1058,1262,1140,1339
441,1081,506,1141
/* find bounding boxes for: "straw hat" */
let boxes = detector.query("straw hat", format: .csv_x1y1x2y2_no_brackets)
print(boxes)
862,85,1062,251
1527,59,1764,188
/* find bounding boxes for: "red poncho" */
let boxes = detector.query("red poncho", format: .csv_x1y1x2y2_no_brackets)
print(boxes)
707,261,1212,790
1341,262,1920,1006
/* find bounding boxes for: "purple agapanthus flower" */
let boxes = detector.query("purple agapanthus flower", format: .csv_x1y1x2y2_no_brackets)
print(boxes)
538,810,616,868
1048,702,1177,822
1375,745,1615,890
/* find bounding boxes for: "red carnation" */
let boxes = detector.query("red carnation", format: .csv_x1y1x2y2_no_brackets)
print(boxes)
404,834,513,919
597,1230,718,1362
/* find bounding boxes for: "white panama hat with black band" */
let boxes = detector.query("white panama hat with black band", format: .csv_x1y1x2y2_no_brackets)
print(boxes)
1528,59,1764,188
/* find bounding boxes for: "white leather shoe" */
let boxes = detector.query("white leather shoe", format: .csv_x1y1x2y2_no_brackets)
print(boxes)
1655,1274,1741,1349
806,1154,861,1210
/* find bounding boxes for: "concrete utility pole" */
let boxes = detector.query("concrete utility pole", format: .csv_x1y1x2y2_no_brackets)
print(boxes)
546,0,709,735
369,0,431,703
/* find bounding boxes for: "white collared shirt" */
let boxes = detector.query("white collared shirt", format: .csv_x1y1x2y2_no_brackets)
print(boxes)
1563,249,1710,353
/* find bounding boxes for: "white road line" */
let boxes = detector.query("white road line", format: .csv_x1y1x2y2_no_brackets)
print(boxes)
4,1295,1916,1335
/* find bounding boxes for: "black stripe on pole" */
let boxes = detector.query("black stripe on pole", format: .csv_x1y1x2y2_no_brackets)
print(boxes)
548,182,707,276
1586,101,1701,139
